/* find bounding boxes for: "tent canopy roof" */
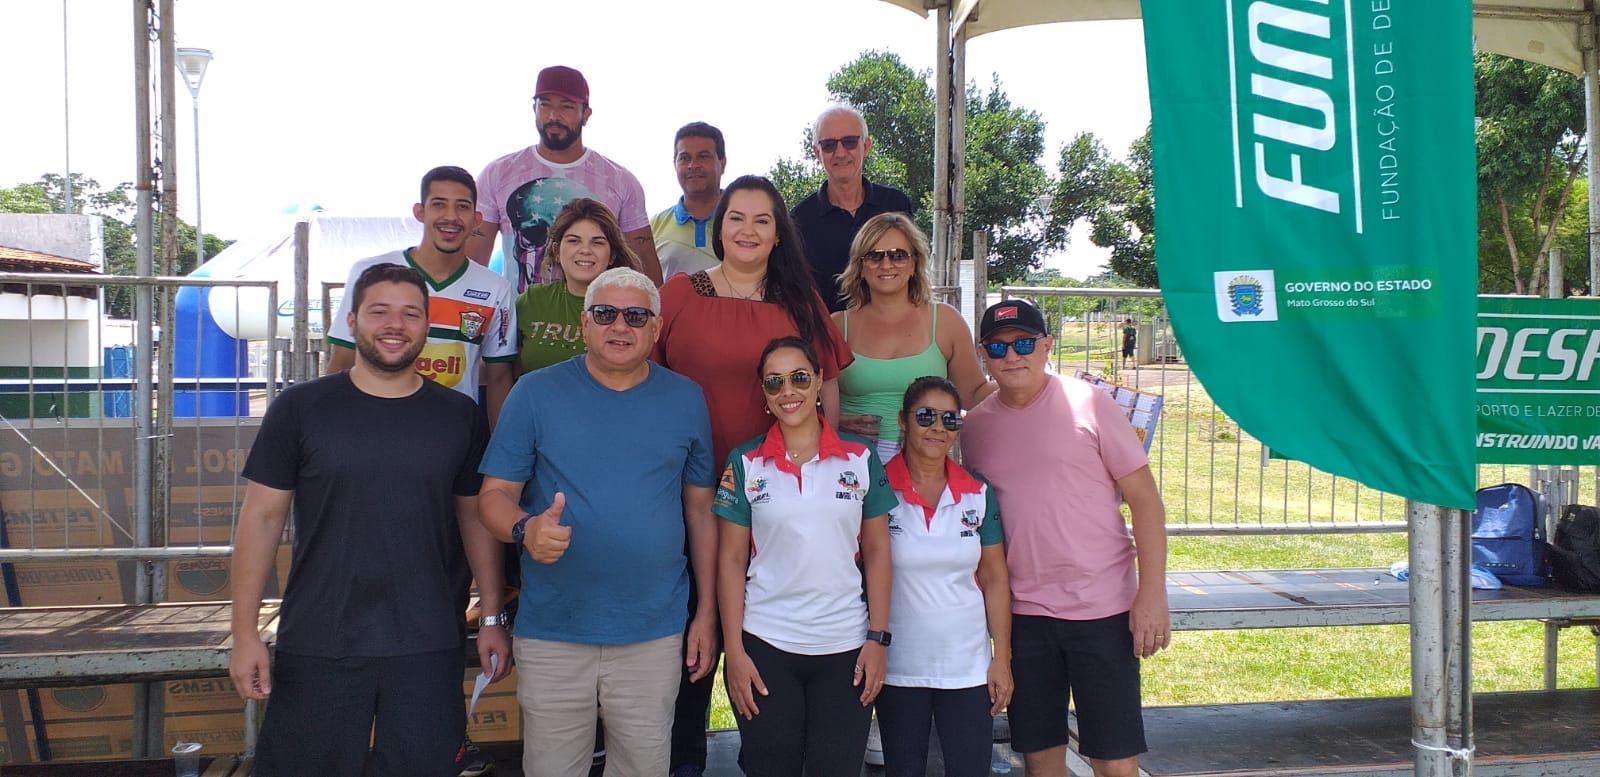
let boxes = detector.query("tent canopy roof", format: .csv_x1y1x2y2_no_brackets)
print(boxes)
880,0,1596,74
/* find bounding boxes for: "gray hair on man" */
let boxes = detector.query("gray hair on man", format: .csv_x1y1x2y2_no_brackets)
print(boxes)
812,103,869,145
584,267,661,315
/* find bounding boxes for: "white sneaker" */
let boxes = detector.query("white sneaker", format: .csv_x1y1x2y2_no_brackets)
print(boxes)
865,717,885,766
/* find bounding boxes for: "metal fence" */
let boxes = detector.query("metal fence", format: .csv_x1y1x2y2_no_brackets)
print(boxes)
999,286,1600,535
0,272,284,607
4,275,1597,576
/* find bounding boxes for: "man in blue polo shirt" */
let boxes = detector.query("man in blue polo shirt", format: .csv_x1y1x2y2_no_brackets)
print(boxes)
652,122,726,280
790,104,913,312
477,267,718,777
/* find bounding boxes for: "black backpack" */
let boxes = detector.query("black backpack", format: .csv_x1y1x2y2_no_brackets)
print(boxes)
1549,504,1600,592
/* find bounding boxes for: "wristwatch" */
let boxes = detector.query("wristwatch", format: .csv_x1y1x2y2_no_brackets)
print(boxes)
511,513,536,546
866,629,893,646
480,612,510,628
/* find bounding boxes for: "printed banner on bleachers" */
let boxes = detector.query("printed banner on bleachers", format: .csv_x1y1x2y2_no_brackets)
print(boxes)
1476,297,1600,464
1143,1,1478,509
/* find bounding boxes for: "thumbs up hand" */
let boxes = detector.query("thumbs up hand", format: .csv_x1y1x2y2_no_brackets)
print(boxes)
528,492,571,565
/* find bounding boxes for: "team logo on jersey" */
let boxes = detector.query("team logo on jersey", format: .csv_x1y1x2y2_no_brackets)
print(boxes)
961,509,981,529
835,470,863,501
747,477,771,505
460,311,487,340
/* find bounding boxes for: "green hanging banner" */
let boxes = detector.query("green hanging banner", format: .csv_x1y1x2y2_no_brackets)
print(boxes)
1476,296,1600,464
1143,0,1478,509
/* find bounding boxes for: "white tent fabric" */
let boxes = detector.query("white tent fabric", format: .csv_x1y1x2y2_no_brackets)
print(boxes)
879,0,1593,74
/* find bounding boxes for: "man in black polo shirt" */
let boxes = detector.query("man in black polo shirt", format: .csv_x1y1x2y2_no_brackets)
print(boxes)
790,104,913,312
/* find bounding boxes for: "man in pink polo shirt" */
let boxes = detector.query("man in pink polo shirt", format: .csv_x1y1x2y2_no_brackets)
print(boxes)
961,299,1169,777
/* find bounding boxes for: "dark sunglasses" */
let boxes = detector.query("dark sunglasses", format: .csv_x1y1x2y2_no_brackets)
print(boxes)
761,369,816,396
817,135,862,153
862,248,912,266
982,337,1038,359
914,407,964,432
586,304,655,328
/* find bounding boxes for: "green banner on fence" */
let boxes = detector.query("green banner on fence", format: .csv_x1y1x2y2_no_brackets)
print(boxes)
1143,1,1478,509
1476,297,1600,464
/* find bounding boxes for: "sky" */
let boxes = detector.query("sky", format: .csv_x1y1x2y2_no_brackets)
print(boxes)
1,0,1152,279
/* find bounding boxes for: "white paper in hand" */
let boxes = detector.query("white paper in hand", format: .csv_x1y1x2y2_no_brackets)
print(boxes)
468,654,497,716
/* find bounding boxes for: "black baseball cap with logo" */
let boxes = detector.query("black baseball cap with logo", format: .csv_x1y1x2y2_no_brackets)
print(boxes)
979,299,1049,341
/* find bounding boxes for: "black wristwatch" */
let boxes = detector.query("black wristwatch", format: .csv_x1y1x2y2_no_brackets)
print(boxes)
511,513,536,546
866,630,893,647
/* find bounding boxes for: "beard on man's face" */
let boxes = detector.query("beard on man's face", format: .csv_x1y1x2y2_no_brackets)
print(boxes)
539,121,582,152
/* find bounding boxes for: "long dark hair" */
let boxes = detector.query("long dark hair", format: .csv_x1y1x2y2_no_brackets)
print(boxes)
712,176,835,366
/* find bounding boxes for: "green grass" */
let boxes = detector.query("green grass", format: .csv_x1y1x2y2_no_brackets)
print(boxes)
1148,535,1598,706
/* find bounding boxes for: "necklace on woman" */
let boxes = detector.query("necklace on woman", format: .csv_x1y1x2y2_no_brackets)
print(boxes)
724,273,764,300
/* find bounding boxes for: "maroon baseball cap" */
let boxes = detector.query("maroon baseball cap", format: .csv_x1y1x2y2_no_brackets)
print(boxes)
534,66,589,104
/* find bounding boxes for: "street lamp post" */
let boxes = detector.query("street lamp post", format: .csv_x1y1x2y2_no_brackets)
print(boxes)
175,47,212,270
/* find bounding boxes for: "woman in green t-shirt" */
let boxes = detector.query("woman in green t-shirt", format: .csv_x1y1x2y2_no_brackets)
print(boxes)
515,198,643,374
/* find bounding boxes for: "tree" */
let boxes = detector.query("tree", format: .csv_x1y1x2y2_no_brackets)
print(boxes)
0,174,228,318
1475,53,1587,296
1047,127,1158,288
768,51,1057,283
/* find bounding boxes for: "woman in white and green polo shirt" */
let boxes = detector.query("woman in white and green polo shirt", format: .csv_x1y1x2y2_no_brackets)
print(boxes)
714,336,895,777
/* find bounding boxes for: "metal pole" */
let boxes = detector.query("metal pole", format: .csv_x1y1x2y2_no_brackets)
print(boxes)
62,0,72,215
154,0,177,604
132,0,154,607
193,95,203,269
972,229,989,334
949,22,968,290
1408,500,1449,777
1442,507,1474,775
293,221,312,381
131,2,156,756
1548,248,1563,299
932,2,951,284
1584,22,1600,297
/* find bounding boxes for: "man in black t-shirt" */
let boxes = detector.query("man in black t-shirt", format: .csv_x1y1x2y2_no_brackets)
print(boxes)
229,264,511,777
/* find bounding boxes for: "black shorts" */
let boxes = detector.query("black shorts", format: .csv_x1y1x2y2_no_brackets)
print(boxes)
1008,612,1146,761
253,648,464,777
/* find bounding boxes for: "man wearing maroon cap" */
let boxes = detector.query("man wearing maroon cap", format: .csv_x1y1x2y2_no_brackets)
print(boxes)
961,299,1169,777
468,65,664,289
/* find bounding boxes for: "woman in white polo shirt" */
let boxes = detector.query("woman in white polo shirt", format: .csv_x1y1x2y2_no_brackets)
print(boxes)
877,376,1012,777
714,336,896,777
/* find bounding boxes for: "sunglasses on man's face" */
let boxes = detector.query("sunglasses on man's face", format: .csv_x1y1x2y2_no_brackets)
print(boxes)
761,369,816,396
586,304,655,328
982,337,1038,359
817,135,862,153
913,407,964,432
862,248,912,267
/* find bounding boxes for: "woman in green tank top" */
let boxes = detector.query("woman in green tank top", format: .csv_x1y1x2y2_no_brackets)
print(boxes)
831,214,991,460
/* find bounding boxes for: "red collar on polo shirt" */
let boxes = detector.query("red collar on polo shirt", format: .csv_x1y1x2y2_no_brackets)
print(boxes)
754,418,851,480
885,452,985,525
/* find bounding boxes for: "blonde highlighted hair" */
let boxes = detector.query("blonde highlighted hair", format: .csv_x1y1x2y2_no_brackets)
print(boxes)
837,212,933,309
